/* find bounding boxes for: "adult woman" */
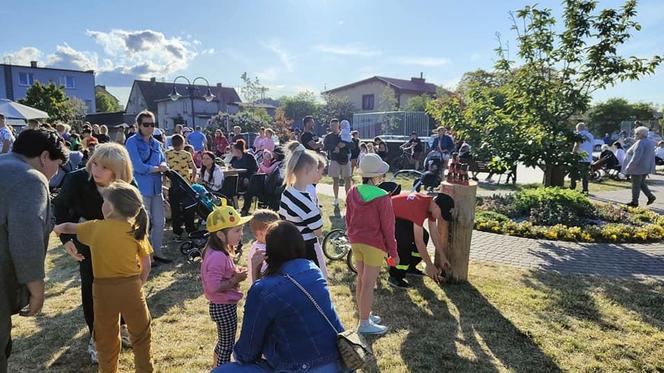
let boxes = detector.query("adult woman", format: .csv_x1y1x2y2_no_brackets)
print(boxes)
373,137,388,161
623,126,657,207
230,140,258,189
213,130,230,157
53,143,135,363
198,151,224,193
214,221,345,372
125,110,171,264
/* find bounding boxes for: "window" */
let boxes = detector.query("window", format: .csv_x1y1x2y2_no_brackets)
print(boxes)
63,76,75,89
18,72,34,86
362,94,374,110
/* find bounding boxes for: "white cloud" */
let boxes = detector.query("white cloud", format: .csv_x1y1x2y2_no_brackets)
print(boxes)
201,48,216,55
46,43,100,71
262,40,294,71
256,67,279,82
314,43,382,57
3,47,43,65
395,56,450,67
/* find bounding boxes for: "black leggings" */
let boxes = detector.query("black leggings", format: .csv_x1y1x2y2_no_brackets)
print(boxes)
75,242,125,337
388,219,429,280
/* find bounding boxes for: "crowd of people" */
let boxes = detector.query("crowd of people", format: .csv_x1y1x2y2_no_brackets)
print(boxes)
1,110,661,372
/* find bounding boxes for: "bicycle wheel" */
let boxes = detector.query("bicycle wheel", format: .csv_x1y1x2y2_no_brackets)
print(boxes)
179,241,193,255
322,229,350,260
346,248,357,274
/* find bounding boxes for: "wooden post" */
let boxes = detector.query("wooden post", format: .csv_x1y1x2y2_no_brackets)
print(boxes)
436,180,478,282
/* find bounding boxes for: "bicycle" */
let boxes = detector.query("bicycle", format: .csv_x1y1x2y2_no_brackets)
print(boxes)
390,148,413,173
322,228,357,273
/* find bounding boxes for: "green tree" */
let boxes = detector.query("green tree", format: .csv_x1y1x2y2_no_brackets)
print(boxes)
19,82,73,122
492,0,661,186
378,86,398,111
279,91,320,124
95,90,121,112
319,94,355,125
587,98,656,135
240,72,269,103
404,94,431,112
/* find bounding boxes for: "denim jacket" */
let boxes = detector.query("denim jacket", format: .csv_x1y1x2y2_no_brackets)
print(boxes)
125,134,165,196
233,259,344,372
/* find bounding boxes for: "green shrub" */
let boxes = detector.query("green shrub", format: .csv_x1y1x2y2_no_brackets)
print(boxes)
514,187,595,220
476,210,510,223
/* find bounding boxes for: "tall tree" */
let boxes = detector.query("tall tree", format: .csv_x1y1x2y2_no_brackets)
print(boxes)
279,91,319,124
240,72,269,103
588,98,656,135
319,94,355,125
19,82,73,122
95,90,121,112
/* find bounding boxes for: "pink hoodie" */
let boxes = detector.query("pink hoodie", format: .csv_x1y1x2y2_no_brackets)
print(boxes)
345,184,398,258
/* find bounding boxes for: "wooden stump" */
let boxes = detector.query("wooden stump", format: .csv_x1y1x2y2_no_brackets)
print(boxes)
436,180,478,282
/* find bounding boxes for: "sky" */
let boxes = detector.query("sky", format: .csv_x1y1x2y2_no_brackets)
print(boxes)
2,0,663,107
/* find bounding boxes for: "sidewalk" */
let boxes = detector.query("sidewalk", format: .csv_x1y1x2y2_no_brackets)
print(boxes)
590,172,664,213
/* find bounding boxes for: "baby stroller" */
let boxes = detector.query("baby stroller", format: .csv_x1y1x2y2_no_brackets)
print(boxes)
591,153,625,182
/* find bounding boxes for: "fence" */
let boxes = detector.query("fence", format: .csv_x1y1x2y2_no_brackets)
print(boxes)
352,111,431,138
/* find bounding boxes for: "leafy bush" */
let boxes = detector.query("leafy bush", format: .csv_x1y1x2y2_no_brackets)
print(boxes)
476,210,510,223
513,187,594,219
476,194,519,217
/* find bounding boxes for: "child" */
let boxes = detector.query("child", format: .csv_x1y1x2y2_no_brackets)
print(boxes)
247,209,280,283
340,119,353,143
345,153,398,335
305,156,326,207
53,181,154,373
257,149,278,174
279,142,328,279
166,134,198,241
201,201,251,366
358,142,368,164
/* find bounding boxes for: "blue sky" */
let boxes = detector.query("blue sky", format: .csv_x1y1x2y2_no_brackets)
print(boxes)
2,0,663,107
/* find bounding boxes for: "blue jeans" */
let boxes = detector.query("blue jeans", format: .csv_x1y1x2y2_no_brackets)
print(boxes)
212,360,346,373
142,194,165,257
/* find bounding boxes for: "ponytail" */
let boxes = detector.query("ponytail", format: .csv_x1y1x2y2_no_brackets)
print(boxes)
132,206,149,240
283,141,321,187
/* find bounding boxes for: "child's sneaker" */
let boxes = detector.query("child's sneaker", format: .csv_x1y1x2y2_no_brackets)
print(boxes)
369,313,382,324
406,267,425,277
120,324,132,348
88,337,98,364
358,320,388,335
387,276,410,289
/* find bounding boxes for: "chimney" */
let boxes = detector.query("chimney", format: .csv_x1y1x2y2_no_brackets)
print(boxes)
411,73,425,84
30,61,38,68
150,77,156,82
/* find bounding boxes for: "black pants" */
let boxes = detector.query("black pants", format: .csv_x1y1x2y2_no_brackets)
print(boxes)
305,240,320,267
570,162,591,192
75,242,125,337
169,187,196,236
388,219,429,280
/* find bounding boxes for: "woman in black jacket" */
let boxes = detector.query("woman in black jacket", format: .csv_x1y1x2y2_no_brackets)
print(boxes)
52,143,136,364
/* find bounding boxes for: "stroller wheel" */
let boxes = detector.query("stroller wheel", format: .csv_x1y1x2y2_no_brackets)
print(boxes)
187,249,202,262
591,170,602,182
180,241,193,255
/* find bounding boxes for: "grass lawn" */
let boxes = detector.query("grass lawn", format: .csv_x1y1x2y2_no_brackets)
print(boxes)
9,195,664,372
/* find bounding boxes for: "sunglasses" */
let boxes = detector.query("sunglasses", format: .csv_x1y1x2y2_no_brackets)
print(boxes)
141,122,156,128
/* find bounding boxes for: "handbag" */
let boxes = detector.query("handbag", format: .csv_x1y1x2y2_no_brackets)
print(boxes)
285,274,372,370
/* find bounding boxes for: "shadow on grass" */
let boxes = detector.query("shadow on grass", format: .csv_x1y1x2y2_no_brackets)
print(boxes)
146,259,202,320
526,241,664,331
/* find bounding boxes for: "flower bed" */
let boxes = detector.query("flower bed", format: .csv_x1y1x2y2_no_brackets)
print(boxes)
475,188,664,243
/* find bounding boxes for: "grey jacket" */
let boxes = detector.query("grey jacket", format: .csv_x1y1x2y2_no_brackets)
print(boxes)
0,153,52,316
623,138,656,176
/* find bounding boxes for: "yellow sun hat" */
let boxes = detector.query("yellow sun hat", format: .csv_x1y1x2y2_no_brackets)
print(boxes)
206,199,252,233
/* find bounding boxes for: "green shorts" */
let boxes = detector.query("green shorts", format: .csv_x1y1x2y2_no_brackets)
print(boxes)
351,243,386,267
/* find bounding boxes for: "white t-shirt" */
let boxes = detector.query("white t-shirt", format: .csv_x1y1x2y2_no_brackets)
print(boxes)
577,130,594,163
0,126,15,152
615,148,626,166
199,166,224,192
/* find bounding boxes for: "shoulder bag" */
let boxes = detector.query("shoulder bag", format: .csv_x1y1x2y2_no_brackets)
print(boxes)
285,274,372,370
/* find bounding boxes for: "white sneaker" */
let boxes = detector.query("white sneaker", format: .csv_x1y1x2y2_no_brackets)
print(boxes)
333,198,339,206
120,324,132,348
88,337,98,364
358,320,388,335
369,313,382,324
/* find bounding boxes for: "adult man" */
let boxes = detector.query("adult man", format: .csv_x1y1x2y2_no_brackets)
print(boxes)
300,115,322,151
231,126,245,142
187,126,207,152
1,128,68,372
570,122,594,194
401,131,424,170
388,192,453,288
323,119,351,205
0,114,15,154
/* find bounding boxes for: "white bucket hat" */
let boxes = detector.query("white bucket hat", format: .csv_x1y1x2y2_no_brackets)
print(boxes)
359,153,389,177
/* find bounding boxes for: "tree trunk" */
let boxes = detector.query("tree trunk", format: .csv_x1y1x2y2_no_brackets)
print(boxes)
437,181,478,282
543,164,565,187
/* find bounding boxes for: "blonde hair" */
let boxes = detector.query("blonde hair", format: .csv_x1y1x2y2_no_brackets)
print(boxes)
250,209,280,234
102,181,148,240
86,143,134,183
283,141,325,187
100,125,109,134
366,142,375,153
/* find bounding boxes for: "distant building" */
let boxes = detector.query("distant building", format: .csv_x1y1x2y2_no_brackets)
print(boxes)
0,61,96,113
323,74,440,113
125,78,241,131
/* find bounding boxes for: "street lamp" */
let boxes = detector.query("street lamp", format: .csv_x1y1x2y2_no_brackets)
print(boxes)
169,76,215,127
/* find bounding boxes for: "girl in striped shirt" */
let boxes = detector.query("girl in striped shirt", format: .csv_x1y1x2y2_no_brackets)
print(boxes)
279,142,328,279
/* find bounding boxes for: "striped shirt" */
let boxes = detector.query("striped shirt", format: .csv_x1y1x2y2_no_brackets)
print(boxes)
279,187,323,244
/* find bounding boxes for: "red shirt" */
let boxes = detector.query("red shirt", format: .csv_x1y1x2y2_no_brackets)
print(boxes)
391,193,434,226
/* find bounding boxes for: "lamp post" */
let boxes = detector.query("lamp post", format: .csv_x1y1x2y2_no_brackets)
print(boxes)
169,76,215,128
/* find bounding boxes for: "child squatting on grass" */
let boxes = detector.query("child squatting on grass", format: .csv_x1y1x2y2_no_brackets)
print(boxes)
279,142,328,279
200,201,251,367
247,209,280,283
345,153,399,335
53,181,154,373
